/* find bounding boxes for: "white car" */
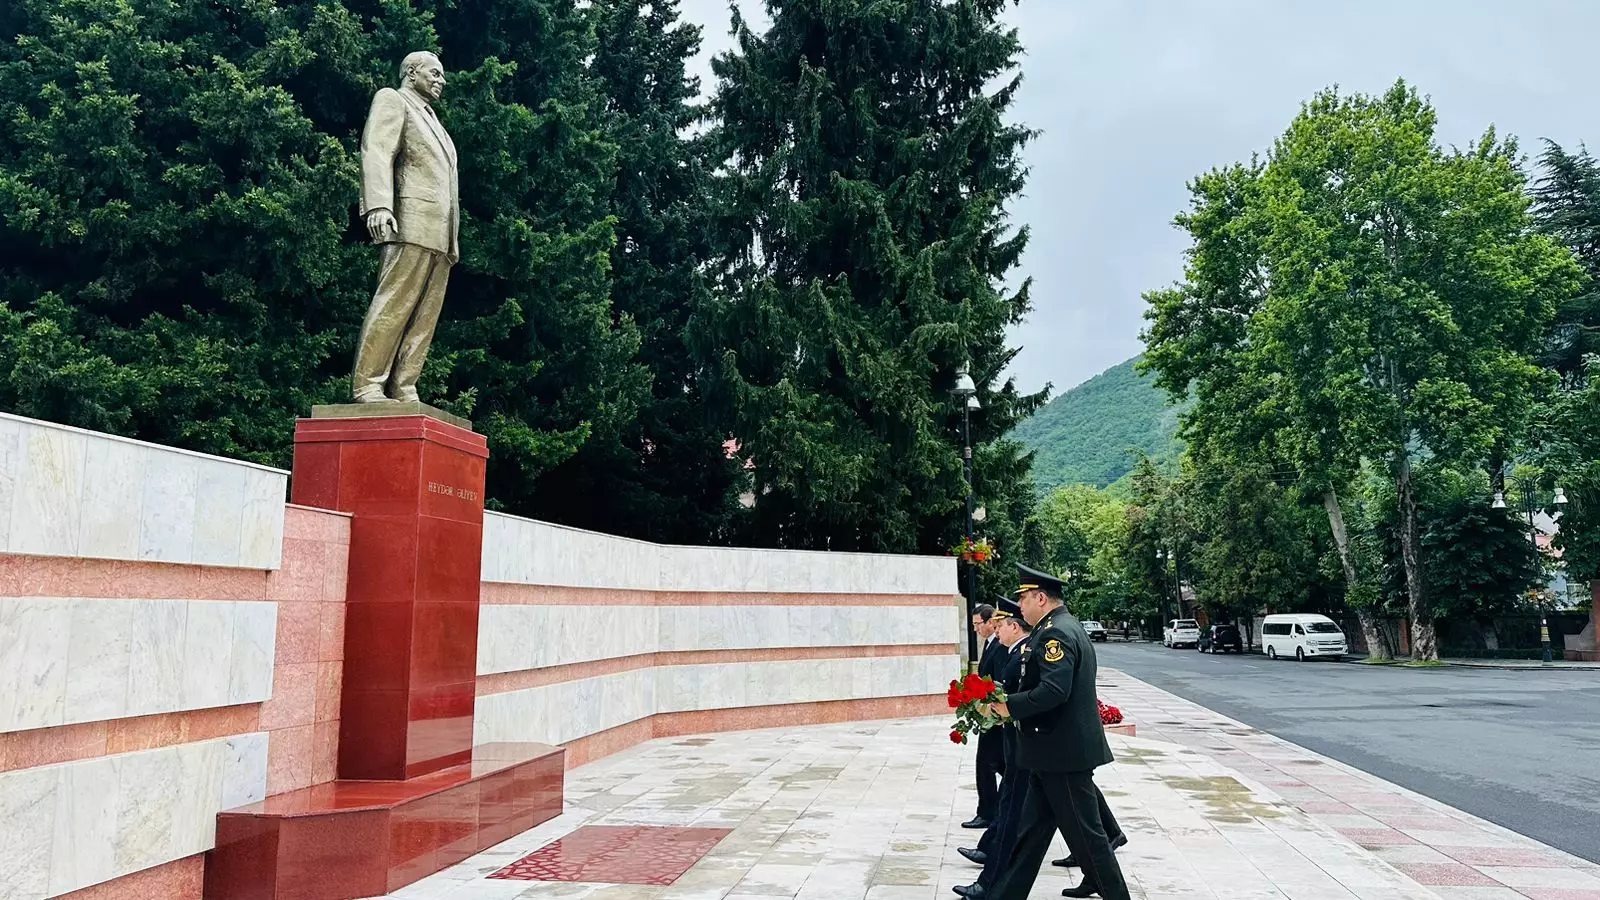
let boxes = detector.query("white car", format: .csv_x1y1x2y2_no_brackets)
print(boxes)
1083,620,1108,642
1262,613,1348,660
1163,618,1201,648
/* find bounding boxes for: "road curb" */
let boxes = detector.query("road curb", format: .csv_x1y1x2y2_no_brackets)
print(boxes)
1442,660,1600,671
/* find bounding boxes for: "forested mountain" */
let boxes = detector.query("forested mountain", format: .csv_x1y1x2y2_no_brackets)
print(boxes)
1011,355,1184,492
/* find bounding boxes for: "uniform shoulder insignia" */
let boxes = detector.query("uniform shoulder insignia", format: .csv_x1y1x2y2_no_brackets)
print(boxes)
1043,639,1064,663
1020,643,1031,655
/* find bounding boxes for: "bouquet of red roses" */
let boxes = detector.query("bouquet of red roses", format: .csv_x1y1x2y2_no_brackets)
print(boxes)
1098,699,1123,725
947,672,1009,744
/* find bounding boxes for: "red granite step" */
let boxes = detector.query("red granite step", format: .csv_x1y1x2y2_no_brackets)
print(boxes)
204,742,564,900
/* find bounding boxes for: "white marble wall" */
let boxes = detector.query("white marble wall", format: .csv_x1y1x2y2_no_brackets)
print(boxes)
482,511,956,595
0,597,277,734
0,732,268,900
0,413,287,569
474,655,952,746
477,603,958,675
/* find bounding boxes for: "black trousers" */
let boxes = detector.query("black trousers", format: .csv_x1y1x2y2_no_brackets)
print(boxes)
1092,784,1124,845
974,729,1004,819
977,759,1032,887
989,769,1130,900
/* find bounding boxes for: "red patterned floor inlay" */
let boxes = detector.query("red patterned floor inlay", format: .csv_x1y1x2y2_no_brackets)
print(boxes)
488,825,733,885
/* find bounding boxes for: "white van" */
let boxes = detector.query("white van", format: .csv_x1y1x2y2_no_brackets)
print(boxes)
1261,613,1348,661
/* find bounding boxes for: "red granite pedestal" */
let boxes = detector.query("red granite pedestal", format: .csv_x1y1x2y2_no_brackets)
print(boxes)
205,412,563,900
206,743,565,900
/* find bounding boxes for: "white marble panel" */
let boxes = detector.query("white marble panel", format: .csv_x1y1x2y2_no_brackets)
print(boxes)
172,739,226,849
192,461,247,567
482,511,956,596
0,736,253,899
238,467,286,569
138,451,200,564
227,600,277,704
475,654,956,746
2,598,275,733
76,437,148,562
0,765,57,900
181,600,236,710
0,412,287,569
220,732,270,811
0,415,24,550
126,599,187,718
10,423,89,558
112,742,182,873
48,755,120,895
0,597,71,732
64,597,133,724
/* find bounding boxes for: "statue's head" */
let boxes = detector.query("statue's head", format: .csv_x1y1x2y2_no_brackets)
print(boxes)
399,51,445,103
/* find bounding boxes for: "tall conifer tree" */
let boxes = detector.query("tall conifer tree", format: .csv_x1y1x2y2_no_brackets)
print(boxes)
534,0,740,541
698,0,1045,555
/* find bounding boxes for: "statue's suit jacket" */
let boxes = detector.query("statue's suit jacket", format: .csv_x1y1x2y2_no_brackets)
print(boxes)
360,86,460,263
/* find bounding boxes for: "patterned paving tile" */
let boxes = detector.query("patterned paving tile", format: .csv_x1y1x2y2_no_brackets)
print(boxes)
489,825,732,885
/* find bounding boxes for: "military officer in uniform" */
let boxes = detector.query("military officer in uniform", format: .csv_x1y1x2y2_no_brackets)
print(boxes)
954,597,1032,899
984,564,1130,900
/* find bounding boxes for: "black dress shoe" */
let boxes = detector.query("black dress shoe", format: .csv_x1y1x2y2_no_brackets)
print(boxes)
1052,833,1127,869
1061,881,1098,898
953,883,986,899
960,817,990,829
957,847,986,865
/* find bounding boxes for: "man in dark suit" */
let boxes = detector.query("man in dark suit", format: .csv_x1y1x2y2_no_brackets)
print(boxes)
965,603,1004,829
986,565,1130,900
954,597,1031,899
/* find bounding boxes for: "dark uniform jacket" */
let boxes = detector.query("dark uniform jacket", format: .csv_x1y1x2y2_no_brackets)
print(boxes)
977,635,1005,679
998,640,1025,766
1006,607,1113,774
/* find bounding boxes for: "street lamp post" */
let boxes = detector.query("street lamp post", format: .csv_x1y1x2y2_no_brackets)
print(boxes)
1493,467,1568,664
1155,548,1171,629
953,366,980,670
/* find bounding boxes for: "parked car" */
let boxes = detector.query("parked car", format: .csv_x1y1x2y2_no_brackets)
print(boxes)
1163,618,1201,648
1261,613,1348,661
1083,620,1108,642
1198,623,1244,654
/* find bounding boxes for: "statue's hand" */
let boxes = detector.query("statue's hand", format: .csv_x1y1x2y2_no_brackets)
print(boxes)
366,209,398,242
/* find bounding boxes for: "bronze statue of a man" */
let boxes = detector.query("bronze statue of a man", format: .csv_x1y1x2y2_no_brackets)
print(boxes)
352,51,460,403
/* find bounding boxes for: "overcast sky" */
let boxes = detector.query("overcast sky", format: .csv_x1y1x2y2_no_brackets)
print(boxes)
677,0,1598,398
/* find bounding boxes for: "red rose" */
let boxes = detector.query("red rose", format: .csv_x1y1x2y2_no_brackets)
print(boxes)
963,673,986,696
950,730,965,744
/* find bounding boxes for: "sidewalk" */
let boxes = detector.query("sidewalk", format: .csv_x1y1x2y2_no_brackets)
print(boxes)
376,713,1446,900
1441,658,1600,670
1098,668,1600,899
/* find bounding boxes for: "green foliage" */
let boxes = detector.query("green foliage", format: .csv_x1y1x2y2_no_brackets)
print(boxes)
0,0,653,509
1187,463,1317,624
1011,355,1185,493
1143,81,1582,659
1352,464,1543,621
528,0,741,541
1531,140,1600,387
696,0,1044,555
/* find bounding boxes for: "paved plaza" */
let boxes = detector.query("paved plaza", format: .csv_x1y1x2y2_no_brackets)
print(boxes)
360,667,1600,900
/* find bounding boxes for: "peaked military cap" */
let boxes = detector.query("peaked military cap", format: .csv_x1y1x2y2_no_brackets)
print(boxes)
1014,562,1064,598
992,596,1024,620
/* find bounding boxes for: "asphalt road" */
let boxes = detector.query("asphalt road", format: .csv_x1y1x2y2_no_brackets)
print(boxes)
1096,641,1600,863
